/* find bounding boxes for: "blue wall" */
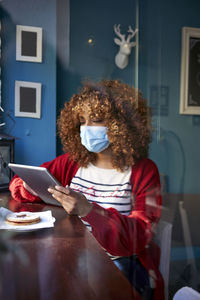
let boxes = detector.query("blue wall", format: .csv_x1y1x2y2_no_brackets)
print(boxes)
1,0,57,166
139,0,200,194
56,0,137,110
1,0,200,193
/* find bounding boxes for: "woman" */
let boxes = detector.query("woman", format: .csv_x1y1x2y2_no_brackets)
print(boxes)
9,80,164,299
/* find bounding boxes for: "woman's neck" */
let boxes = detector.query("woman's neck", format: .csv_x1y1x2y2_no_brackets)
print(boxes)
94,148,114,169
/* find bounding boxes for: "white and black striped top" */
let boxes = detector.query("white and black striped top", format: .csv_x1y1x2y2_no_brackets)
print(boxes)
70,163,132,258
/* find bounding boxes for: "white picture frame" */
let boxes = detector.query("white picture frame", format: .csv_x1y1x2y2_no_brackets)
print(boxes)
16,25,42,63
180,27,200,115
15,81,42,119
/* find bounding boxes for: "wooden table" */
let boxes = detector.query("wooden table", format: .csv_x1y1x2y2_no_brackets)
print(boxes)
0,192,140,300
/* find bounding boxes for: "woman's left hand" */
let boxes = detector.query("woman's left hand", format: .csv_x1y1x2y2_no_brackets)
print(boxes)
48,185,92,217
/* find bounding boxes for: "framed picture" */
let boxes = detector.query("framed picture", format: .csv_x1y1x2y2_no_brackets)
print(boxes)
16,25,42,62
180,27,200,115
15,80,42,119
0,138,14,190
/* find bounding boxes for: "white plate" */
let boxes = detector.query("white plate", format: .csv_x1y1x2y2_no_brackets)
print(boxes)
0,208,55,232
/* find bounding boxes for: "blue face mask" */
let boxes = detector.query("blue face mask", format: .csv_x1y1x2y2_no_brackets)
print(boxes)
80,126,109,153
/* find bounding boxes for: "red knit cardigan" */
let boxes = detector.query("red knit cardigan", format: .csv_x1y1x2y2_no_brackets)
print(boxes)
9,153,164,299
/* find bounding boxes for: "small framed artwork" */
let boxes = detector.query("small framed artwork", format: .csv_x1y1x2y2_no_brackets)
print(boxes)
16,25,42,63
0,138,14,190
15,80,42,119
180,27,200,115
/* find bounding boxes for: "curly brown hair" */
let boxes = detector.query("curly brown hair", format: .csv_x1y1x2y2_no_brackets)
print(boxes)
57,79,152,171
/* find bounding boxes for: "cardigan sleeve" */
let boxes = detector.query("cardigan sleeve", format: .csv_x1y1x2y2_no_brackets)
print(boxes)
82,158,162,256
9,175,42,203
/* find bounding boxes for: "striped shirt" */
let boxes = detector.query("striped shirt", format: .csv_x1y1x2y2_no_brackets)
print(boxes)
70,163,132,258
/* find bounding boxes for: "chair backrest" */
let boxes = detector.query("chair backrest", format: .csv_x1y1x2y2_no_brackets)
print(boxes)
154,220,173,300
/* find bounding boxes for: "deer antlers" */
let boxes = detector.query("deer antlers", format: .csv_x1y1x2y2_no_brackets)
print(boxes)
113,24,138,69
113,24,125,42
114,24,138,44
127,26,138,43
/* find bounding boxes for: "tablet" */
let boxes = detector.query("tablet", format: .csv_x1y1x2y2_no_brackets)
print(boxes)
8,163,62,206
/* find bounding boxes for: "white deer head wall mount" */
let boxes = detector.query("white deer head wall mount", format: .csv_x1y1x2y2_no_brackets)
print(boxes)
114,24,138,69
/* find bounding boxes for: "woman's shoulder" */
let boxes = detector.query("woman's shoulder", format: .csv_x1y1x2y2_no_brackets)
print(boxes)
130,158,161,193
41,153,79,184
41,153,78,169
132,157,158,170
131,158,160,180
54,152,73,163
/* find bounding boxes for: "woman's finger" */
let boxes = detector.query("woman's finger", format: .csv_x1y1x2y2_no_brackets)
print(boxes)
50,189,78,214
55,185,70,195
48,186,90,216
48,188,74,207
48,187,71,201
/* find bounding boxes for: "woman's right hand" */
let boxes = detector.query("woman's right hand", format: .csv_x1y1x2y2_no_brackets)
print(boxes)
48,185,92,217
23,181,38,196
